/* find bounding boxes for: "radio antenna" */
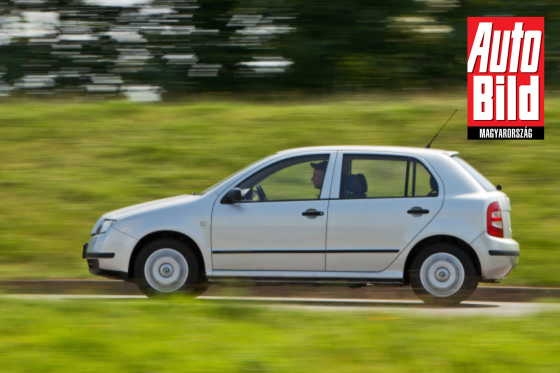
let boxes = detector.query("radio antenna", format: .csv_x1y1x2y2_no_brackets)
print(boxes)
426,109,458,148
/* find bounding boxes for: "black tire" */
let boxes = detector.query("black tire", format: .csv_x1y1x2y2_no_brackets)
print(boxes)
410,243,479,306
134,238,207,297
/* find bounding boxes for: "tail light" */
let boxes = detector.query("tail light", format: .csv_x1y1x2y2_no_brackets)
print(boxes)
487,201,503,238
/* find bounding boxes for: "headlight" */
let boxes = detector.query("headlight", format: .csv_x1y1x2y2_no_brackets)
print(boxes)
96,219,116,235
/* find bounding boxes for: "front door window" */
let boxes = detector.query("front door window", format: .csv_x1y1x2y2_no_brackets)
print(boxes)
237,154,330,201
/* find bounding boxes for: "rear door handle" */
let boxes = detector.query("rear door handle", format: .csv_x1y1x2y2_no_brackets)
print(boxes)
407,207,430,215
302,209,324,217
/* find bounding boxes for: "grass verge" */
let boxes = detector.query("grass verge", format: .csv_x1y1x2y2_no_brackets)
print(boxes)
0,94,558,284
0,297,559,372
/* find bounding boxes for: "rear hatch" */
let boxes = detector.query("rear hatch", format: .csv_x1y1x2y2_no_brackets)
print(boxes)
451,156,513,238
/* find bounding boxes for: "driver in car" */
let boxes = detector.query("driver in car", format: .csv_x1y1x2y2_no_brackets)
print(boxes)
310,161,328,192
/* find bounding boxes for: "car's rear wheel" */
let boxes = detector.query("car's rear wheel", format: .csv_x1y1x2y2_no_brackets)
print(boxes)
410,243,478,306
134,238,207,297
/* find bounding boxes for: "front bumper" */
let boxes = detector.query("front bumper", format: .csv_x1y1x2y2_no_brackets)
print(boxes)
86,258,129,280
83,243,116,259
83,227,138,276
471,233,520,281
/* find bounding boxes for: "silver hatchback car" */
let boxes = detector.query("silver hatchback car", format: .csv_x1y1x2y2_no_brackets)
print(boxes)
84,146,519,305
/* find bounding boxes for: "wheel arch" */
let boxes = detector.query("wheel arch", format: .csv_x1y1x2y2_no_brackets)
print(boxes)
403,235,481,284
128,230,206,280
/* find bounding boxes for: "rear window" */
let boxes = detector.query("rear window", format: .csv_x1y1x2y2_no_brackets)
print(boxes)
452,156,496,192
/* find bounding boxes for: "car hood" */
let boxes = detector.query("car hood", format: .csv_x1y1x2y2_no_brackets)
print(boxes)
103,195,200,221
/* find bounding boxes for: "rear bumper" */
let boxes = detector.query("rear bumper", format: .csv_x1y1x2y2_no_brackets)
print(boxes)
471,233,520,281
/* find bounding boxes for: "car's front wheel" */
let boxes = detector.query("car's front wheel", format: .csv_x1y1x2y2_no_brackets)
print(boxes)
134,238,207,297
410,243,478,306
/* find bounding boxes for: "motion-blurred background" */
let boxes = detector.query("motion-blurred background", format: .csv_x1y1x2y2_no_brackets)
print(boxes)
1,2,560,372
0,0,558,285
0,0,558,97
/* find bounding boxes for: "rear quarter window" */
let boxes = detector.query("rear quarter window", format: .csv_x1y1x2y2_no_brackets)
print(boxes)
411,160,436,197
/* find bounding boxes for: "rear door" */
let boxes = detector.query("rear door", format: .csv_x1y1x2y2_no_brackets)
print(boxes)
326,152,444,272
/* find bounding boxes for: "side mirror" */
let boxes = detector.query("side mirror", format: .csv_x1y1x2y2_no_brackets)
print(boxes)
221,188,243,204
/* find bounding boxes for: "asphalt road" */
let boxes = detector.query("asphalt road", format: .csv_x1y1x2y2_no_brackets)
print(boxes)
2,280,560,302
2,280,559,316
200,295,560,316
1,293,558,317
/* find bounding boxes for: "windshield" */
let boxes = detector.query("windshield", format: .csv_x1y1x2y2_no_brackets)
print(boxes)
452,156,496,192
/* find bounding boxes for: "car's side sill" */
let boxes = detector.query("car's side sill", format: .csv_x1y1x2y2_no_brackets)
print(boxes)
208,270,403,281
208,278,405,287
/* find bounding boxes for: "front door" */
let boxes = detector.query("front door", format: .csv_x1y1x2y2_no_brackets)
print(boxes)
326,153,444,272
211,153,335,271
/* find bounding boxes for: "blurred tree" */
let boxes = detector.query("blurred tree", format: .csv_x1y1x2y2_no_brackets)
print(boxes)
0,0,556,97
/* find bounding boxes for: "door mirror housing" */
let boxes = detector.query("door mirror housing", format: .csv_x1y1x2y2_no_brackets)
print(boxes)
222,188,243,204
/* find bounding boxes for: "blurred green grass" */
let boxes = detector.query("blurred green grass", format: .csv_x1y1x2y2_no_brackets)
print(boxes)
0,297,558,372
0,95,558,284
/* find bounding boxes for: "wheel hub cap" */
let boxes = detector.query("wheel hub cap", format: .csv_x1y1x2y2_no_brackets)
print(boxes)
419,253,465,297
159,263,174,278
435,267,450,282
144,248,189,293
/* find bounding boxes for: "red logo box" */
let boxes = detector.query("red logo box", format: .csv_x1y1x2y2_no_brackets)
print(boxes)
467,17,544,139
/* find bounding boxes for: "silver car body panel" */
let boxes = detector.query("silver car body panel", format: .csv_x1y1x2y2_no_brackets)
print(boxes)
211,200,330,271
92,194,216,274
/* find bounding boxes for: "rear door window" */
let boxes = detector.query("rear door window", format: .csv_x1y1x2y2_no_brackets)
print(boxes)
340,155,438,199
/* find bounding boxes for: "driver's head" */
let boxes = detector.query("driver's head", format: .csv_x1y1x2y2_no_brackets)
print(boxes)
310,161,328,190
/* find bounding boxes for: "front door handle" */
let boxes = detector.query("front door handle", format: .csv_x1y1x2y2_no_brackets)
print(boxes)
302,209,324,217
407,207,430,215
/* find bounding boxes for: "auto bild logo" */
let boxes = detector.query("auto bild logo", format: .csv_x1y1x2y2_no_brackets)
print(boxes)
467,17,544,140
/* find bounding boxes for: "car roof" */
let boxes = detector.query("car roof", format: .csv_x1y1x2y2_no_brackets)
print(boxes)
276,146,459,157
